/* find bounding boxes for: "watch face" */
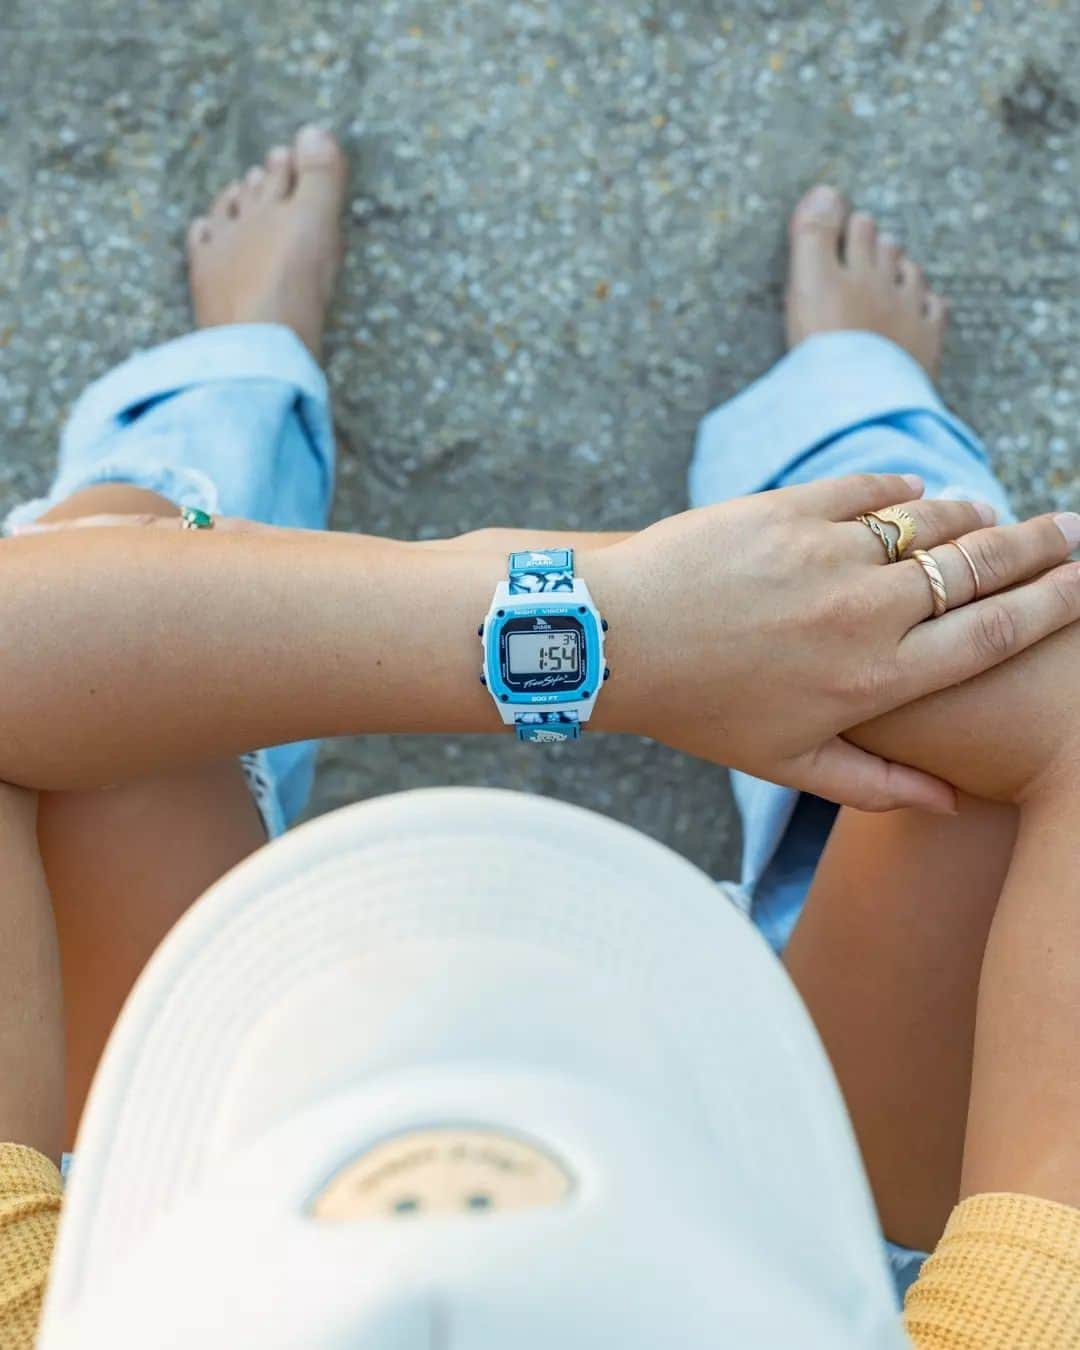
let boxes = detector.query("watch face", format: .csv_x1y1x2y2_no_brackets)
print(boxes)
498,615,588,695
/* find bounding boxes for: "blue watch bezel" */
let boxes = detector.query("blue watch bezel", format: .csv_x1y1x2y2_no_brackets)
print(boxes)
485,601,603,708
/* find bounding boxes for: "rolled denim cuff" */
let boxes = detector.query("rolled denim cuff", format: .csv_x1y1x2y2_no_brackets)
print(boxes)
5,324,333,533
60,323,330,463
689,330,988,505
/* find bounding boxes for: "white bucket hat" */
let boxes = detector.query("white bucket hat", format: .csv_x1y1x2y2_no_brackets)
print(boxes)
38,788,906,1348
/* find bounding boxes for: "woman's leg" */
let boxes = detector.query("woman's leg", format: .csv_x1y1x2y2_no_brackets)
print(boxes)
689,184,1013,955
684,185,1024,1300
782,798,1016,1255
25,127,349,1147
35,484,267,1148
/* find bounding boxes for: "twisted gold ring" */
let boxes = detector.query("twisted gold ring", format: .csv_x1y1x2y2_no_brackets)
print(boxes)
912,548,948,618
856,512,899,564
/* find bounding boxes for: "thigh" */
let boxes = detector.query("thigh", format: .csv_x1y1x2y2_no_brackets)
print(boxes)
33,483,267,1147
782,796,1016,1253
40,762,265,1149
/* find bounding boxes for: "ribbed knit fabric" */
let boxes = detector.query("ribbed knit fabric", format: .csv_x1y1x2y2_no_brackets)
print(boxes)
1,1142,1078,1347
904,1192,1080,1348
0,1143,61,1348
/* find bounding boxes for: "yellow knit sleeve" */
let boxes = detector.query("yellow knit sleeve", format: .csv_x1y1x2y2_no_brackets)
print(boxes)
904,1191,1080,1349
0,1142,62,1350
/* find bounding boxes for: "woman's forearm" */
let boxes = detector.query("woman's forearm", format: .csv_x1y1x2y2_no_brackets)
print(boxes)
847,614,1080,1207
959,780,1080,1207
848,619,1080,804
0,528,638,790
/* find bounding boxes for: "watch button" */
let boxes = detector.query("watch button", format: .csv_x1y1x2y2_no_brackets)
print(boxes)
477,623,484,636
601,618,609,632
603,666,611,681
480,674,487,686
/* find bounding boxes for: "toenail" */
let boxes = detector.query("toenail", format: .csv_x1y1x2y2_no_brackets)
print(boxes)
247,167,266,186
803,184,842,215
1054,513,1080,550
268,145,290,162
297,123,332,151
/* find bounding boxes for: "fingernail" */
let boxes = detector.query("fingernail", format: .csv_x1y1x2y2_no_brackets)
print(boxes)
10,522,48,535
901,473,924,494
975,501,997,526
1054,511,1080,550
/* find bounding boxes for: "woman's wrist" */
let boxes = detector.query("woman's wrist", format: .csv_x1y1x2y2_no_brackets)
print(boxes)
428,538,652,741
575,544,656,738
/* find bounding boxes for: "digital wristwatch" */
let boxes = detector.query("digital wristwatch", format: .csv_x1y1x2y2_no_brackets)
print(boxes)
479,548,609,742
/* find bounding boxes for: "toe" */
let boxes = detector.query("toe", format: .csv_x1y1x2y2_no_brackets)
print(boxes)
844,210,877,269
789,184,848,280
877,234,902,283
925,291,948,324
265,145,295,198
291,124,348,210
213,181,243,220
186,216,212,250
899,256,927,296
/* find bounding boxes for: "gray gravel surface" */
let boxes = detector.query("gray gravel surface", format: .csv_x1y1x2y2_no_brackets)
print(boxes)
2,0,1078,878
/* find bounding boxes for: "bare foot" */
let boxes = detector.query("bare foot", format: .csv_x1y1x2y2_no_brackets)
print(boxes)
785,185,946,378
186,125,346,360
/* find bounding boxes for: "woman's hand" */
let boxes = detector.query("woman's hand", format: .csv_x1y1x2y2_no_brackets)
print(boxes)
587,473,1080,813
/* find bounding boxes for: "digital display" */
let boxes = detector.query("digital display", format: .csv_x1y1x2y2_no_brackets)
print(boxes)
507,630,580,675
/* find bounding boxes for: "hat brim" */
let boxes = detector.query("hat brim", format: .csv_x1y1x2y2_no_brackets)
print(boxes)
42,787,896,1335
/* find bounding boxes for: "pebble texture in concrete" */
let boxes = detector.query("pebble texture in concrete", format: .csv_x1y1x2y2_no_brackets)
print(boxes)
1,1,1077,879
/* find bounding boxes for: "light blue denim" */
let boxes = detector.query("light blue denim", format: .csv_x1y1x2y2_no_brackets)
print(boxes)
690,329,1016,1303
4,323,335,837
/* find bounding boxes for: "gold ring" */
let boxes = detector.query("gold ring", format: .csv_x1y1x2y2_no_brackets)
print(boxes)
856,513,898,564
912,548,948,618
873,505,918,558
950,539,981,599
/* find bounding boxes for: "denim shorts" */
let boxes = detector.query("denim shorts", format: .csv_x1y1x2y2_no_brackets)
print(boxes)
4,323,335,838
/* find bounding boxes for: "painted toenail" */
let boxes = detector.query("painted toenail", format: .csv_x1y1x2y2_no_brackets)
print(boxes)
297,124,332,151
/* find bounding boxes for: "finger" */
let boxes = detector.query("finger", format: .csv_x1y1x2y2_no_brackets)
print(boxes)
787,737,958,815
839,496,997,565
888,512,1080,626
778,472,926,522
897,561,1080,698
